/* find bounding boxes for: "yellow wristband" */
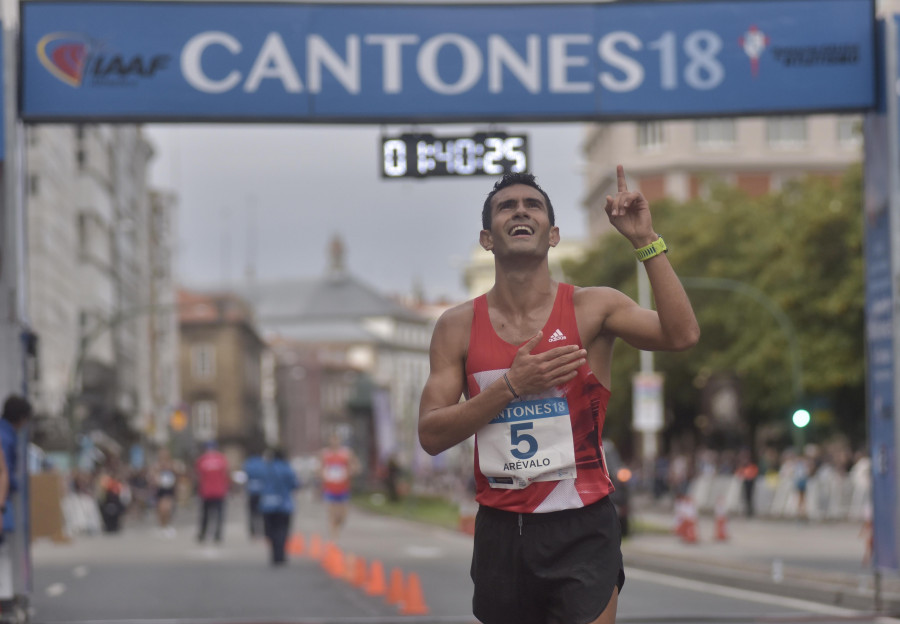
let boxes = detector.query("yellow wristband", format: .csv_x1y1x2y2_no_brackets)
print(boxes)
634,236,667,262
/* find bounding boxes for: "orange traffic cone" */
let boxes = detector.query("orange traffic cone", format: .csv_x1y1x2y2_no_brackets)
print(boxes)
344,553,357,582
681,497,698,544
386,567,405,606
325,544,345,578
352,556,368,588
400,572,429,615
672,496,687,538
365,560,387,596
287,533,305,556
714,499,729,542
309,534,323,560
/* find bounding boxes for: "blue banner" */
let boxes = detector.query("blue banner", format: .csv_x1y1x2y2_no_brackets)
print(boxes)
20,0,875,122
862,17,899,572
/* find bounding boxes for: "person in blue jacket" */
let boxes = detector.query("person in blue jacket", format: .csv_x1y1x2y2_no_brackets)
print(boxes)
0,396,31,535
258,447,300,566
242,450,266,538
0,396,31,609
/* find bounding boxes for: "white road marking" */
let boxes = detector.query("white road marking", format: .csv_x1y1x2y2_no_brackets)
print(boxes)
72,565,89,578
628,568,868,617
44,582,66,597
404,545,443,558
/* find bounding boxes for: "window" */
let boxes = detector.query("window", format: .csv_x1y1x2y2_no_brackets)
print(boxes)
766,117,806,148
191,344,216,379
636,122,665,151
695,119,736,149
837,116,862,149
77,213,88,260
193,400,217,440
77,210,108,263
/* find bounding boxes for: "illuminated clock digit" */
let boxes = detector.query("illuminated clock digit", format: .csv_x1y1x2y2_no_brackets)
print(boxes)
432,140,455,174
455,139,477,175
383,139,407,177
417,140,436,174
483,137,505,175
381,133,527,178
504,137,527,173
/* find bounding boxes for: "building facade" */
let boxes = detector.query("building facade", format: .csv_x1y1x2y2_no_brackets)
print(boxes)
177,290,266,466
236,237,432,478
25,124,177,463
581,115,862,240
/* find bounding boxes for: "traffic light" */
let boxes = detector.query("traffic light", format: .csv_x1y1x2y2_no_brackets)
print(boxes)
791,408,811,429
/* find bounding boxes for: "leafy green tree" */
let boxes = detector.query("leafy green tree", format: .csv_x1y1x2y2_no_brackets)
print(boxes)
564,165,865,456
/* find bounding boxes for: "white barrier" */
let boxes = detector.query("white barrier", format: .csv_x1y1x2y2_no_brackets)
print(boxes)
684,467,870,522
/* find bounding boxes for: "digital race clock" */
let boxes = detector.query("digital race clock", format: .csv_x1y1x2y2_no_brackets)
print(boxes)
380,132,528,179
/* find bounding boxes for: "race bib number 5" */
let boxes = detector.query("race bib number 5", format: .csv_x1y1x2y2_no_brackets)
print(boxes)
477,397,577,489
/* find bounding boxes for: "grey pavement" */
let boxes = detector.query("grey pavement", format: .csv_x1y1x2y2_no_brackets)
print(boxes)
624,493,900,615
34,489,900,619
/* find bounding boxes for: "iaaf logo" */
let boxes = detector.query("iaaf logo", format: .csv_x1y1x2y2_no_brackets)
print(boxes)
739,25,769,77
37,32,170,87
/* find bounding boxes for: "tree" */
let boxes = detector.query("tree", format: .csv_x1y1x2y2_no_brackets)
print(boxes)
564,166,865,455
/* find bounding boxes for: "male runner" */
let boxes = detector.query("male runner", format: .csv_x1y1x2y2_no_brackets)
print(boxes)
418,166,699,624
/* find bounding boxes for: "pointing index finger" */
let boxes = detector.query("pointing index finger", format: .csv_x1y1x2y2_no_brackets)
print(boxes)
617,164,627,193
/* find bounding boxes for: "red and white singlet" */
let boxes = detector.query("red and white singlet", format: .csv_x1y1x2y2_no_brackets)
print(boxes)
321,448,352,496
466,283,615,513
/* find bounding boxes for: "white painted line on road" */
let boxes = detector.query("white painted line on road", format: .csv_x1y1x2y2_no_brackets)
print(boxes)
627,568,866,618
44,582,66,597
404,545,444,558
186,546,223,560
72,565,89,578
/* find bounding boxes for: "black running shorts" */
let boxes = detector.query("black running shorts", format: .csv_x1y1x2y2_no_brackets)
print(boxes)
471,496,625,624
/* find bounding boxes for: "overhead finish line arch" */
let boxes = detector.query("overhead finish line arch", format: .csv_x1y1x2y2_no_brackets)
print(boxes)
19,0,875,124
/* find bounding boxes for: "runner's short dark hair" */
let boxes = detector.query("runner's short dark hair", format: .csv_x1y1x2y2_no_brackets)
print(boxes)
482,172,555,231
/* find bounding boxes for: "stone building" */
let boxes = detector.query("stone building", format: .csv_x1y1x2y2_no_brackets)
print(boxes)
236,237,432,479
581,115,862,239
177,290,266,465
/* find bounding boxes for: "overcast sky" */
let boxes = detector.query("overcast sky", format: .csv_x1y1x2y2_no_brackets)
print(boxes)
144,122,590,303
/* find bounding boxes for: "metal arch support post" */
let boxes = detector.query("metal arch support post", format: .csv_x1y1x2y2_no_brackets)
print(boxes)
679,276,804,404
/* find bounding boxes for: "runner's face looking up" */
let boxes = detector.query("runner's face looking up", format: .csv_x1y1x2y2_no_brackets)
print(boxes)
481,183,559,258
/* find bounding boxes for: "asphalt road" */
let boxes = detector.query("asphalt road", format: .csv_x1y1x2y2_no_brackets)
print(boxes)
29,490,900,624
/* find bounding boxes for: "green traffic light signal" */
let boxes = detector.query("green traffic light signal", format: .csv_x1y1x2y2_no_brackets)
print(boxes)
792,408,811,428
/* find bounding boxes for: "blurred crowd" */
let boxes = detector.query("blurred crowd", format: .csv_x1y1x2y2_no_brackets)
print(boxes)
646,441,871,522
61,450,194,537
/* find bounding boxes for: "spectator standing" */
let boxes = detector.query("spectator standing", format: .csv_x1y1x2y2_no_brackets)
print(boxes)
150,448,179,538
195,441,230,544
0,396,30,610
259,448,300,566
736,449,759,517
243,451,266,538
96,463,130,533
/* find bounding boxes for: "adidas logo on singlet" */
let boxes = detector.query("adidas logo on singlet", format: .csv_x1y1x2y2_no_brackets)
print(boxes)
548,328,567,342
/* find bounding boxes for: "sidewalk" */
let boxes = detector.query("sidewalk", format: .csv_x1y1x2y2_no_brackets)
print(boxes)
624,495,900,614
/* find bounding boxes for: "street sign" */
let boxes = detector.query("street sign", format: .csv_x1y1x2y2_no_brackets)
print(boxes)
633,372,664,433
169,409,188,432
20,0,875,123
